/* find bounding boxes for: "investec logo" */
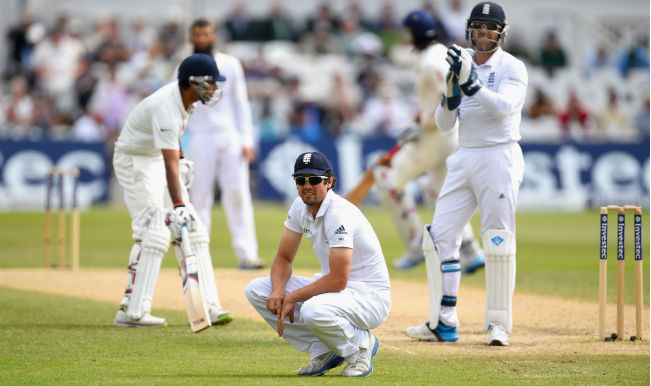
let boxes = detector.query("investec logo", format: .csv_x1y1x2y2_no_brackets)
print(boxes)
600,215,608,259
635,220,642,260
617,219,625,259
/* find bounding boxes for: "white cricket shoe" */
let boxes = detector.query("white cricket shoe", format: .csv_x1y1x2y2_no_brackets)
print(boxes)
238,258,266,270
488,323,510,346
114,309,166,327
296,351,344,376
209,308,234,326
341,333,379,377
405,321,458,342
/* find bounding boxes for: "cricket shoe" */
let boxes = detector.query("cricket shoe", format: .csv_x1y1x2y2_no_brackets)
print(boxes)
405,321,458,342
296,351,344,376
341,333,379,377
393,252,425,270
488,323,510,346
114,309,166,327
209,308,234,326
461,252,485,275
238,258,266,270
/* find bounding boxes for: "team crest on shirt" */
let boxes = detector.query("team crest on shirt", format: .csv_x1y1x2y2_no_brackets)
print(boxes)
487,72,495,88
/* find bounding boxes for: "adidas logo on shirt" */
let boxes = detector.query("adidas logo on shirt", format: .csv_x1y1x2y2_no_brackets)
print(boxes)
334,225,347,235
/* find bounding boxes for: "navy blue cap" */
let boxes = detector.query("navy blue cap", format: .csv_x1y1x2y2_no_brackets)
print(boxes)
178,53,226,82
468,2,506,26
293,152,332,176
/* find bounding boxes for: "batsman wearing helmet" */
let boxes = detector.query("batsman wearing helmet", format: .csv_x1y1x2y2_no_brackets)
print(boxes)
405,1,527,346
113,53,233,328
373,9,485,273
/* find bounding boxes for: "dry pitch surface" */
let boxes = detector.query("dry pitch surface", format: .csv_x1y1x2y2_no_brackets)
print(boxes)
0,268,648,357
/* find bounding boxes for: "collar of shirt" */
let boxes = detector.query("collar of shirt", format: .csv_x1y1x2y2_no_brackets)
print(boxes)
477,46,503,69
172,82,192,120
300,189,336,220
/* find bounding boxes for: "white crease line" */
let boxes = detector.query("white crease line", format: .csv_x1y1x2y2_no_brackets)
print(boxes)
382,343,417,356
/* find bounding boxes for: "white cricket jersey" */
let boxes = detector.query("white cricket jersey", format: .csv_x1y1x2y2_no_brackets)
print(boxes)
284,191,390,291
417,43,449,131
436,47,528,148
115,82,193,155
184,52,254,148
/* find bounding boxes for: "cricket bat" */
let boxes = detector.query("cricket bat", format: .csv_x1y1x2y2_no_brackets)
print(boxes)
179,226,211,333
345,144,402,206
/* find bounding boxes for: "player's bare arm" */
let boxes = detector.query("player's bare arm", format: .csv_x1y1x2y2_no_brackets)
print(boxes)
162,149,183,204
267,228,302,315
277,247,353,336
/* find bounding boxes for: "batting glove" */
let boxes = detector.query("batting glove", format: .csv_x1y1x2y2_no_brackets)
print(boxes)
179,158,195,189
397,122,423,145
441,70,462,110
165,203,196,240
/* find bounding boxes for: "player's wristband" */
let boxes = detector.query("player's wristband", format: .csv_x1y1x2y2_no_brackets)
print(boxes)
174,202,185,208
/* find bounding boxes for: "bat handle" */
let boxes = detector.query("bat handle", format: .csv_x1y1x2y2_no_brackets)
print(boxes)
180,226,193,257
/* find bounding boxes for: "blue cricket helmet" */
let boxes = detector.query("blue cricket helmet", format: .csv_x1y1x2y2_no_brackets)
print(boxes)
178,53,226,82
402,9,438,48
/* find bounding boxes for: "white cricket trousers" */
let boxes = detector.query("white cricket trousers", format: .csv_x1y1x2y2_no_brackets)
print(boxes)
246,275,391,360
187,131,258,262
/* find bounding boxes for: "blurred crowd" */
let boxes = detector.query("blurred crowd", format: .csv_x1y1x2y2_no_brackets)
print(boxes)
1,0,649,146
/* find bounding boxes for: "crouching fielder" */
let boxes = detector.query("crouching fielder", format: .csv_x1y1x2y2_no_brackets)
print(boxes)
246,152,391,377
113,53,232,328
405,1,527,346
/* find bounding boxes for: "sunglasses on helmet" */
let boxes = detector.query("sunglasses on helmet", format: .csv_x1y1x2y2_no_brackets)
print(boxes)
469,20,501,31
294,176,329,186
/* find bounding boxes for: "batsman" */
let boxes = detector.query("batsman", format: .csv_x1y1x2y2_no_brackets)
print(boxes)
348,10,485,274
112,54,233,329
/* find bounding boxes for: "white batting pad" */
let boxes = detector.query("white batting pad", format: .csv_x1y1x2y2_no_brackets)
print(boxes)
423,225,442,326
482,229,516,332
127,209,169,320
374,165,423,255
120,242,142,309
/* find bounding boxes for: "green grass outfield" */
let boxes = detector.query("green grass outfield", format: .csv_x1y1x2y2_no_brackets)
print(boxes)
0,203,649,385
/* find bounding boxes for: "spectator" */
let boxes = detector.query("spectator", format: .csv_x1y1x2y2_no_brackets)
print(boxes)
225,3,252,41
358,82,413,138
595,88,634,142
4,76,38,138
539,31,567,76
306,4,339,34
528,87,555,119
558,89,592,141
5,11,37,80
617,40,650,78
264,3,296,41
299,20,342,55
634,96,650,141
583,43,613,78
439,0,468,44
322,72,361,136
31,22,85,118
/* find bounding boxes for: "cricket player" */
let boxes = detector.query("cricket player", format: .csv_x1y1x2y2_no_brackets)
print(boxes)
405,1,527,346
373,9,485,274
246,152,391,377
182,19,265,270
113,53,233,327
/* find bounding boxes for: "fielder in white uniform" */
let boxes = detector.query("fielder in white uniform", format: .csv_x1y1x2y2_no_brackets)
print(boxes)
374,9,485,274
405,1,527,346
184,19,264,270
246,152,391,377
113,53,233,327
